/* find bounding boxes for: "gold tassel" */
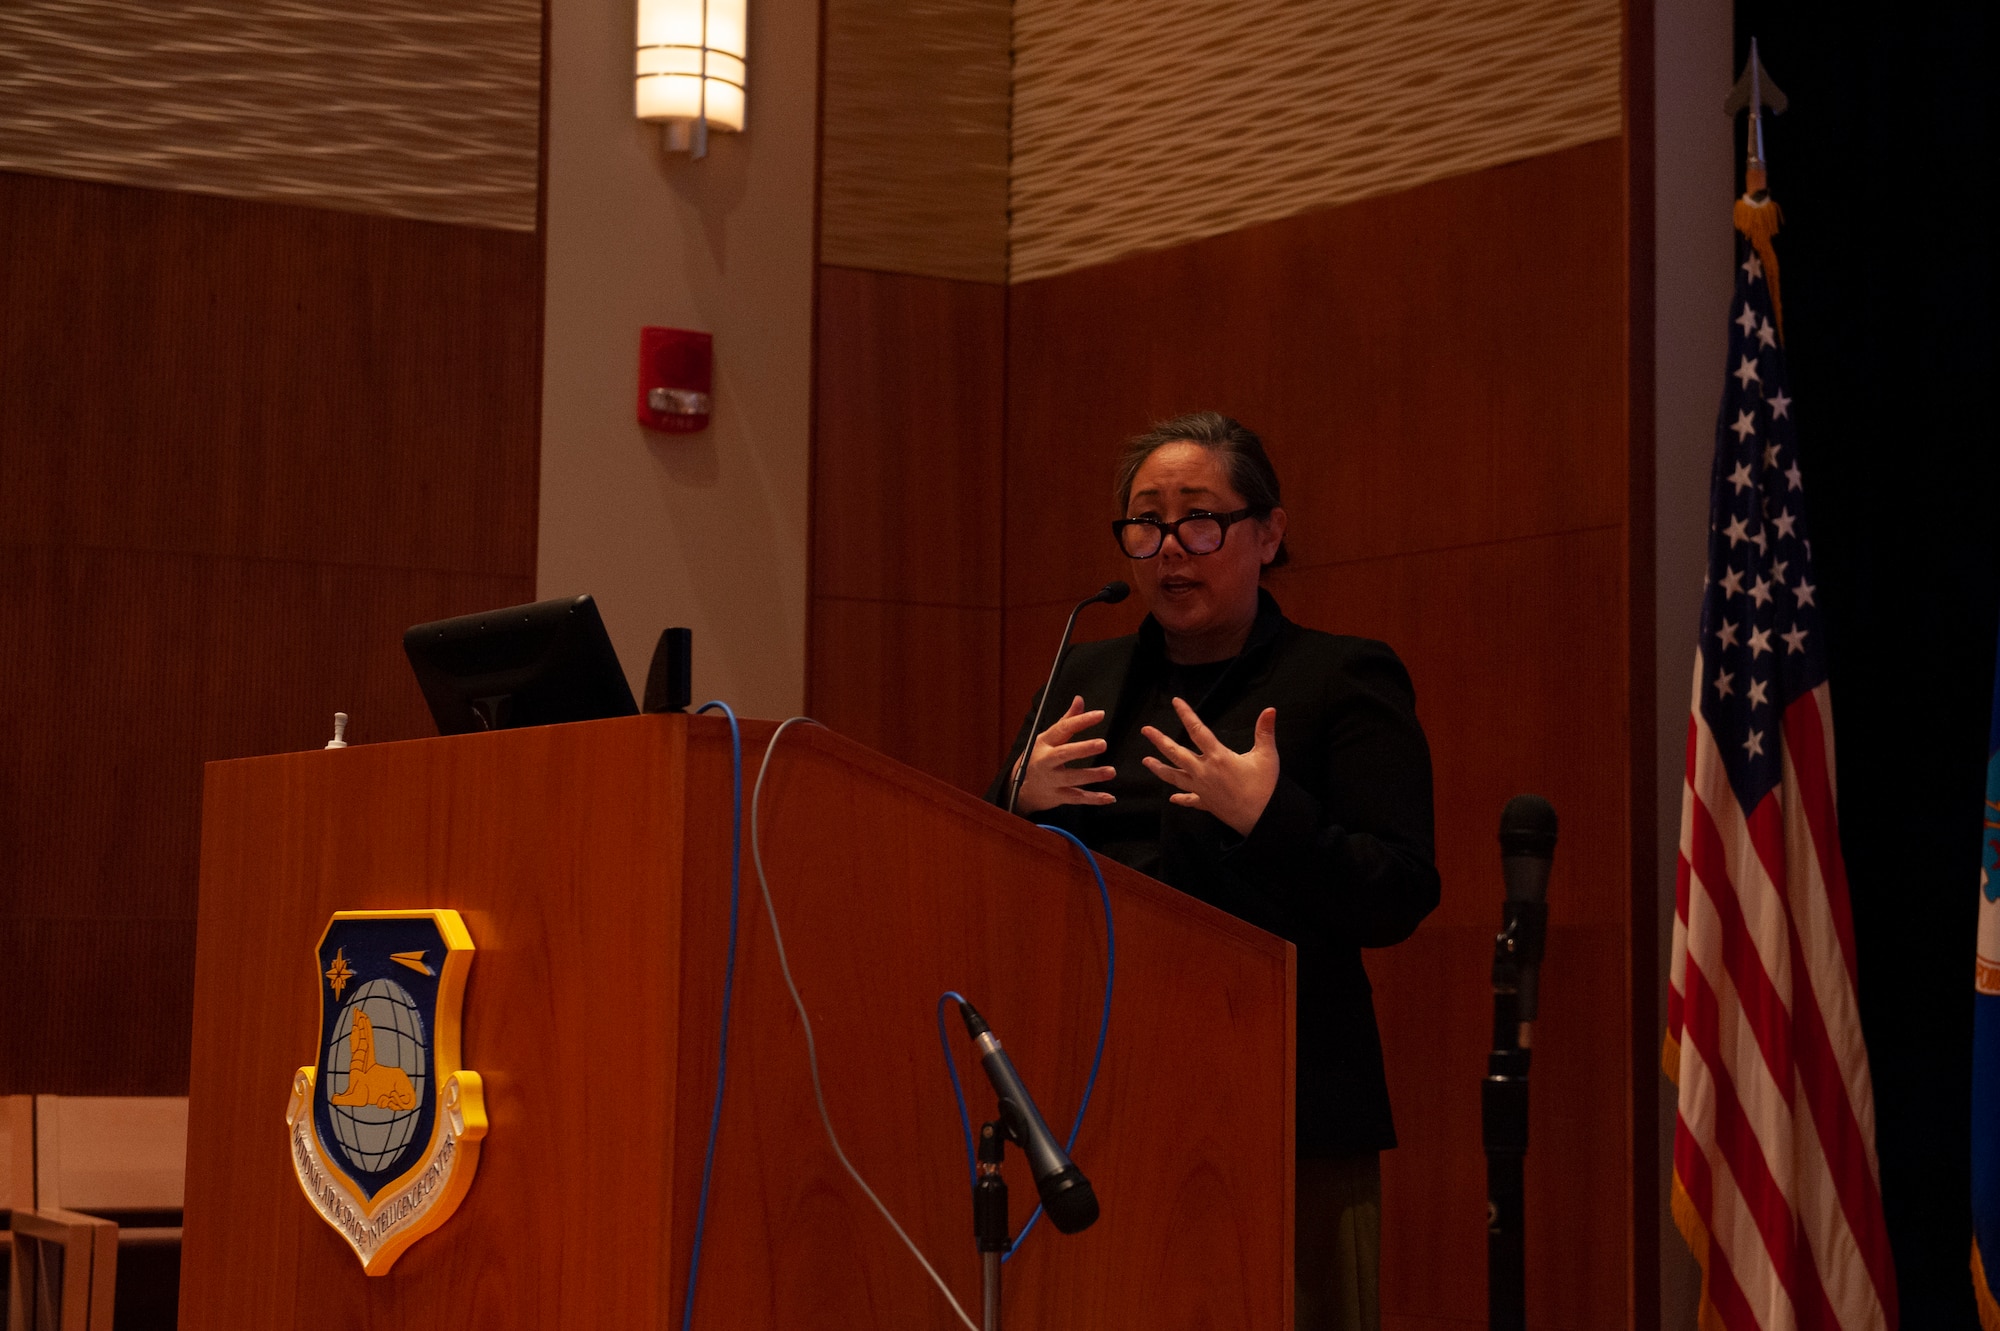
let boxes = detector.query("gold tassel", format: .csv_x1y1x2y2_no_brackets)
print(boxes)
1975,1240,2000,1331
1662,1030,1681,1084
1671,1173,1729,1331
1733,194,1786,341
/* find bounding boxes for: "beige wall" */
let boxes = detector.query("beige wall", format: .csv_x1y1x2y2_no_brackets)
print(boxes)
540,0,818,717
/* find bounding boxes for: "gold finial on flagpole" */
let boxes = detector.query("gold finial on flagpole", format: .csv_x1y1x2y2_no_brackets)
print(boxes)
1725,37,1788,199
1725,38,1790,336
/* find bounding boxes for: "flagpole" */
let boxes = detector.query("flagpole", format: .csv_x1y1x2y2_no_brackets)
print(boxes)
1663,44,1899,1329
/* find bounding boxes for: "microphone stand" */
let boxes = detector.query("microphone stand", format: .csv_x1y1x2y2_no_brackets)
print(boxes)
1483,897,1545,1331
973,1116,1011,1331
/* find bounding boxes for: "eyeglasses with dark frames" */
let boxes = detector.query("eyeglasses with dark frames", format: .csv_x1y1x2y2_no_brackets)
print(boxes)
1111,507,1264,559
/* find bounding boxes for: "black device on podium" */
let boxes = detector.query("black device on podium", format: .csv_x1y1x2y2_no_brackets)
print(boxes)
1484,794,1557,1331
404,594,637,735
643,626,694,713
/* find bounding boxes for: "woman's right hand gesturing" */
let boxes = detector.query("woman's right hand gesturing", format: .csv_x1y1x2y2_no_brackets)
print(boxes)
1011,695,1117,815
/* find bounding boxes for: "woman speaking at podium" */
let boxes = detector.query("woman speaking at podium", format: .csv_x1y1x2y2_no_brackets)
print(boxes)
990,412,1439,1331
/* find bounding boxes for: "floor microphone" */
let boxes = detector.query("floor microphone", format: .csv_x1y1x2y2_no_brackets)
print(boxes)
1005,581,1130,815
1486,793,1556,1331
1498,794,1557,1024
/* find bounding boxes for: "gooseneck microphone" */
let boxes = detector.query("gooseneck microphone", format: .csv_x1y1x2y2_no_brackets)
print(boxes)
1485,793,1557,1331
1498,794,1558,1025
1004,581,1130,815
958,1000,1100,1235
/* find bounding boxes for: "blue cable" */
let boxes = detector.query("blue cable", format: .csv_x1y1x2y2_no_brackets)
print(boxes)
681,701,742,1331
935,990,978,1183
936,824,1115,1260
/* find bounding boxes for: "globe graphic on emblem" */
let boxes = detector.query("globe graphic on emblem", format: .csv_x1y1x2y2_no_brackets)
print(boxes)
324,977,428,1174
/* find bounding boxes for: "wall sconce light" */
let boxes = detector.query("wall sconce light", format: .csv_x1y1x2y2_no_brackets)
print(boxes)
638,327,713,433
636,0,746,159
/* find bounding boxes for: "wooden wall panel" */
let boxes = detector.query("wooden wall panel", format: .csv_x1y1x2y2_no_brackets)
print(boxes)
809,599,1004,795
0,170,542,1096
998,524,1636,1330
0,174,540,574
809,266,1006,789
0,918,200,1096
1001,139,1627,614
808,133,1641,1329
0,544,533,918
999,138,1638,1330
811,267,1005,607
1272,532,1628,932
1278,526,1630,1331
996,594,1149,758
1373,923,1627,1330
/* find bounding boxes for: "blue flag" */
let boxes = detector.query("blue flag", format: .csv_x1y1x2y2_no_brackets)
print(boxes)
1973,624,2000,1328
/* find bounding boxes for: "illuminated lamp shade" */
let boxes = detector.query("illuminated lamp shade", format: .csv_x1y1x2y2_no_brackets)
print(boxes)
636,0,746,158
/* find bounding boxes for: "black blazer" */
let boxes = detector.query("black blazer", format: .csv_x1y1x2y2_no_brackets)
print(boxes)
988,590,1439,1156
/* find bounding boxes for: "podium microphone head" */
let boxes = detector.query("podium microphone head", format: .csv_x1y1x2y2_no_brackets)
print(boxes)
1499,794,1557,858
1039,1165,1100,1234
1498,794,1557,903
957,1000,1101,1234
1096,580,1131,604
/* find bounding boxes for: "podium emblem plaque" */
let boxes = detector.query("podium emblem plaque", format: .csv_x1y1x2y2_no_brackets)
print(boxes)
285,909,487,1274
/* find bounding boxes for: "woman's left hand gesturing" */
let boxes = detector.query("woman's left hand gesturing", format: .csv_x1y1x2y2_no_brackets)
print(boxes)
1141,699,1280,837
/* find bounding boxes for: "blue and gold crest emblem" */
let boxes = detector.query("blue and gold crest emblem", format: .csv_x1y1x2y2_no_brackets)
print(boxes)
284,909,486,1273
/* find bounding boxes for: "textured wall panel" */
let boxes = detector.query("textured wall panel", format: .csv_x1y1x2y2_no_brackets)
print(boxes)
819,0,1009,281
0,0,539,230
1010,0,1620,281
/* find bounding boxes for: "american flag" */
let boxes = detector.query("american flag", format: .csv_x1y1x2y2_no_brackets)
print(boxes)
1663,221,1900,1329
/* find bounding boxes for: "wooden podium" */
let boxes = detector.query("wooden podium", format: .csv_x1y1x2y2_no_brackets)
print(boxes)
181,714,1293,1327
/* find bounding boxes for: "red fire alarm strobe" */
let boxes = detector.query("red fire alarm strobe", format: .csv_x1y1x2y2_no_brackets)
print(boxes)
638,327,713,433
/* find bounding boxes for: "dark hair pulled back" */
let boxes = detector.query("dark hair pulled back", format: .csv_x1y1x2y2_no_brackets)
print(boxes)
1113,411,1289,568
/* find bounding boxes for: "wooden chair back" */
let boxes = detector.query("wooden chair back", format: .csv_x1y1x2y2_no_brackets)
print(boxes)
4,1096,189,1331
6,1209,115,1331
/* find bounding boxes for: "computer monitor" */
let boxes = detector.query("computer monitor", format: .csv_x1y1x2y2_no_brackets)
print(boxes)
403,595,638,735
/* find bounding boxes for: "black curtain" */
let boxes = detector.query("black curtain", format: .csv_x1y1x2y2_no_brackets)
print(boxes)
1730,3,1997,1325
